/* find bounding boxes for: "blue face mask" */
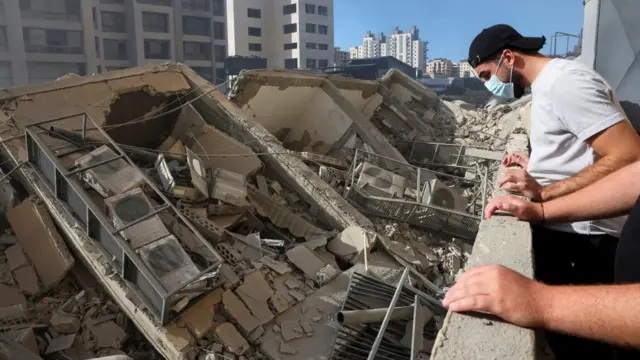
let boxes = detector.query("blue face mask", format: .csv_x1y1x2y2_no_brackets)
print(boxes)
484,55,515,99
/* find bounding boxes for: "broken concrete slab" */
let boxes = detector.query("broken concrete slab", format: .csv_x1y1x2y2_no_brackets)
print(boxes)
269,292,290,314
7,197,74,290
327,226,374,257
219,264,241,289
222,290,260,335
50,312,82,334
236,271,274,325
179,289,221,340
215,323,249,356
0,284,26,308
280,320,305,342
259,256,292,275
286,245,338,285
4,328,39,355
280,342,297,355
13,265,40,295
261,269,354,360
90,320,127,349
240,233,263,262
5,244,28,271
46,334,76,354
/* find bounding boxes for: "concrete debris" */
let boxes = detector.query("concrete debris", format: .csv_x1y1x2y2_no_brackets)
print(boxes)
258,256,292,275
90,321,127,349
286,245,338,286
215,323,249,356
235,271,274,325
6,244,28,271
327,226,374,257
45,334,76,354
222,290,260,335
50,312,81,334
280,320,305,342
220,264,241,289
280,342,297,355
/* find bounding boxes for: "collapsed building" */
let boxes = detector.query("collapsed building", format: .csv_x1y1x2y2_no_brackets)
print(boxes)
0,62,531,360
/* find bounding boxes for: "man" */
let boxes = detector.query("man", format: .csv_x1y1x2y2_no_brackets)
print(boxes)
444,160,640,356
467,24,640,358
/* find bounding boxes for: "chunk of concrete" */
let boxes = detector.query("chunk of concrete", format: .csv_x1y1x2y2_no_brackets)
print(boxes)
0,284,27,308
90,320,127,349
46,334,76,354
222,290,260,335
241,233,263,262
219,264,241,289
327,226,374,257
280,320,304,342
236,271,274,325
215,323,249,356
280,342,297,355
269,292,290,314
4,328,39,355
50,312,81,334
259,256,292,275
285,245,330,284
13,265,40,295
7,197,74,290
179,289,221,340
5,244,28,271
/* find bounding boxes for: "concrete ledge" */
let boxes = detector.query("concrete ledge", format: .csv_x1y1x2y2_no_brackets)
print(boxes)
431,129,536,360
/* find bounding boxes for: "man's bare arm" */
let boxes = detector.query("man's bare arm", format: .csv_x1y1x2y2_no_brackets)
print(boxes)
543,160,640,222
540,121,640,201
542,284,640,348
444,265,640,348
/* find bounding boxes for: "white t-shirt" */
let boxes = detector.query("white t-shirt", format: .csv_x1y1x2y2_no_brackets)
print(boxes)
528,58,629,237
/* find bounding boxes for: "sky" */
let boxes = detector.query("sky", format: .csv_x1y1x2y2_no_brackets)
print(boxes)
334,0,585,61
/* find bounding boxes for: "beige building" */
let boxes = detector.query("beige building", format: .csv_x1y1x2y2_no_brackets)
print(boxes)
456,60,475,78
348,27,428,71
226,0,334,70
426,58,453,78
0,0,228,87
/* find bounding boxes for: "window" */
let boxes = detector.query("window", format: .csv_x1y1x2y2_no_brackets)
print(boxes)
306,59,315,68
248,27,261,37
0,26,7,52
183,16,210,36
283,23,297,34
101,11,126,33
20,0,81,21
0,62,11,87
183,0,210,11
192,66,212,81
318,25,328,35
92,8,97,29
184,41,211,60
213,21,225,39
319,59,328,68
104,39,128,60
319,43,328,50
23,28,83,54
318,5,328,16
247,8,261,18
306,42,316,49
215,68,226,84
142,12,169,33
214,44,226,62
305,3,315,14
212,0,224,16
137,0,171,6
144,39,170,59
284,42,297,50
284,58,298,69
94,37,100,57
283,4,296,15
305,23,316,33
248,43,262,52
27,62,85,84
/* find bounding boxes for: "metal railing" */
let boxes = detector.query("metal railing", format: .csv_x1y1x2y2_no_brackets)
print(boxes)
344,150,481,240
24,113,223,325
24,45,83,55
394,140,491,169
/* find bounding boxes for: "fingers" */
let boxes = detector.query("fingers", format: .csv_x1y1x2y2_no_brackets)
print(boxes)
498,173,519,188
446,295,492,313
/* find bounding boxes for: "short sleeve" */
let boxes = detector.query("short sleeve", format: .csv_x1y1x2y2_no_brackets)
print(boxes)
550,70,627,142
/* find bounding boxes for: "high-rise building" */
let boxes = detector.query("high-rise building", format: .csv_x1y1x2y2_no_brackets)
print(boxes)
456,60,476,78
333,46,349,67
348,26,428,70
426,58,453,78
226,0,334,70
0,0,229,87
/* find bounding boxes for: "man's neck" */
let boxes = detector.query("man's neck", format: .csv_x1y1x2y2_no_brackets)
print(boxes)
521,55,552,87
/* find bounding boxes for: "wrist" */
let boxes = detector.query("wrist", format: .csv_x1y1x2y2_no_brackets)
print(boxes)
536,283,555,329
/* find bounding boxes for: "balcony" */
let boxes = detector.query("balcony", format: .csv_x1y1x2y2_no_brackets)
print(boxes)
137,0,172,6
25,45,83,54
20,10,81,22
182,0,210,12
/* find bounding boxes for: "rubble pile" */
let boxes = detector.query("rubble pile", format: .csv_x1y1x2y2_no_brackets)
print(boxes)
0,65,532,360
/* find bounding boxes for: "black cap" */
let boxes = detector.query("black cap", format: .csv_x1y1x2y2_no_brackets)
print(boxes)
468,24,546,68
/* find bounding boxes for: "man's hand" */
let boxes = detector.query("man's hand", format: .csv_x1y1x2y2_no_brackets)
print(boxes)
443,265,548,328
485,195,544,221
499,168,543,201
502,152,529,169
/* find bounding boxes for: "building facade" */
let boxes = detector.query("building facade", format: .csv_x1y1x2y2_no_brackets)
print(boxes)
456,60,475,78
426,58,453,78
348,26,427,71
0,0,229,87
226,0,334,70
333,46,348,67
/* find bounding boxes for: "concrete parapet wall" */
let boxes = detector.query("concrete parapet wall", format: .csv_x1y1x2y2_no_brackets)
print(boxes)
431,125,536,360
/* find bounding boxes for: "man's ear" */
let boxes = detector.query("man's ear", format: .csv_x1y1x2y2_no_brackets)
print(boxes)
503,49,516,67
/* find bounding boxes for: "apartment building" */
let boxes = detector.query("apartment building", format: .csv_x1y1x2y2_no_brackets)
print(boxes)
456,60,475,78
0,0,228,87
226,0,334,70
333,46,348,66
348,26,428,71
426,58,453,78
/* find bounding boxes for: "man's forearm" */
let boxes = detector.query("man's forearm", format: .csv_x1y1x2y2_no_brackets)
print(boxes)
541,155,634,201
541,284,640,348
543,160,640,222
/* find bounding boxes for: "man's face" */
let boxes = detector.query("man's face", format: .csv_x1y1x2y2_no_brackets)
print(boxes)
474,49,527,98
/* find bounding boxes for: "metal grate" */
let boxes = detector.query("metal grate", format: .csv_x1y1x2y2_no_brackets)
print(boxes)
330,272,443,360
